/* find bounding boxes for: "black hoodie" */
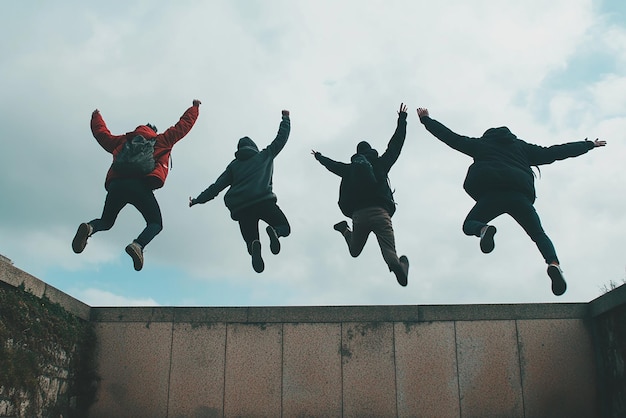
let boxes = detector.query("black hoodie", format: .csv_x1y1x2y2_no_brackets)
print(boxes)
194,115,290,217
315,112,407,217
420,116,595,202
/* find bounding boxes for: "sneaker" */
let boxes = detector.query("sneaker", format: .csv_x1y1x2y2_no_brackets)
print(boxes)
125,241,144,271
392,255,409,287
266,226,280,255
479,225,497,254
72,223,93,254
333,221,349,233
547,263,567,296
251,240,264,273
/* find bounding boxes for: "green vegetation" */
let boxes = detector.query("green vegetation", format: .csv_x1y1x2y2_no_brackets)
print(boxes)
0,281,98,417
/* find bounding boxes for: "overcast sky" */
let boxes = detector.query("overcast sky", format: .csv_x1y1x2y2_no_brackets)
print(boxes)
1,0,625,307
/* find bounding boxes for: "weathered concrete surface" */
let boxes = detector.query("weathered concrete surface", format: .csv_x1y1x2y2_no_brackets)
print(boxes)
3,260,625,417
87,304,599,418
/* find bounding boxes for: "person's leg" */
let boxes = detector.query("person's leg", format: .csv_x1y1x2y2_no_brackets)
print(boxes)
507,194,566,296
130,180,163,249
462,195,505,253
120,179,163,271
258,200,291,255
507,194,558,265
73,180,128,253
369,207,408,286
236,205,264,273
90,181,129,233
342,208,373,258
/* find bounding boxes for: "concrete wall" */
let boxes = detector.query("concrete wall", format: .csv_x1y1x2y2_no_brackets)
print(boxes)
0,260,93,418
4,260,625,417
590,283,626,417
88,304,598,418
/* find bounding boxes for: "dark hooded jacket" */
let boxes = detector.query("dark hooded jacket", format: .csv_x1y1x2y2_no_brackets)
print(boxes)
419,116,595,202
315,112,407,217
91,104,200,191
193,115,290,218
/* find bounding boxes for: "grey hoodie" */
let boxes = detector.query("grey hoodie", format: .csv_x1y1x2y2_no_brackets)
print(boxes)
193,115,290,217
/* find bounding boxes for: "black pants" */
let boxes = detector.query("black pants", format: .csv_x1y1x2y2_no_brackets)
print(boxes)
89,178,163,248
234,199,290,254
462,191,558,264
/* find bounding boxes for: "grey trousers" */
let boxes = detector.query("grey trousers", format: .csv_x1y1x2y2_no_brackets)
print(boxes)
341,206,402,272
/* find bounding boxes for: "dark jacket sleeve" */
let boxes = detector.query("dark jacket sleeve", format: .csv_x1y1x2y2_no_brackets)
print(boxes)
524,140,595,166
194,167,232,204
315,153,350,177
420,116,480,157
160,104,200,148
265,115,291,157
377,112,408,171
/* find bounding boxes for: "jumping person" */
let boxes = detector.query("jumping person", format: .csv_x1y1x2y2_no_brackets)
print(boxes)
312,103,410,287
72,99,201,271
416,107,606,295
189,110,291,273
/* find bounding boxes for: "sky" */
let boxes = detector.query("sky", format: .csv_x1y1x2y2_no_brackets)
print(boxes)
1,0,625,307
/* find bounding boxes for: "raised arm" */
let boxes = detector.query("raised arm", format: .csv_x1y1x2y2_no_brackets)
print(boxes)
90,109,126,153
417,107,479,156
311,150,350,177
265,110,291,157
525,137,606,166
378,103,408,170
160,99,201,147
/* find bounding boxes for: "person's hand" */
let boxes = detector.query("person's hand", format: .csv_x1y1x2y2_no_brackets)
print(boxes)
398,103,408,115
193,99,201,106
282,109,290,116
189,197,196,207
592,138,607,147
417,108,429,118
311,149,321,159
92,109,100,116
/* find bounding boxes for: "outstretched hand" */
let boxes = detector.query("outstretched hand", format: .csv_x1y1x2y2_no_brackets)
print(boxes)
92,109,100,116
193,99,202,106
311,149,321,159
282,109,290,116
188,197,195,207
398,103,407,116
416,107,429,118
592,138,607,147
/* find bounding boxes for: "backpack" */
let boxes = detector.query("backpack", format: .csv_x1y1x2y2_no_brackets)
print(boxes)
337,154,379,217
111,135,157,175
349,154,377,187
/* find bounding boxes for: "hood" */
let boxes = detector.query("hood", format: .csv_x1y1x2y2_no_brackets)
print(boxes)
355,141,379,162
129,125,158,140
235,136,259,160
481,127,517,144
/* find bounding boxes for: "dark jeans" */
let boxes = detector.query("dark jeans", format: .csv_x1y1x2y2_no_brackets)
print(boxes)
234,199,291,254
342,206,403,272
462,191,558,264
89,178,163,248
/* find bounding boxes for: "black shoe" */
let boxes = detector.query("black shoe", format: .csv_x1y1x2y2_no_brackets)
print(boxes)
547,263,567,296
72,223,93,254
333,221,349,233
125,241,144,271
251,240,264,273
393,256,409,287
266,226,280,255
479,225,497,254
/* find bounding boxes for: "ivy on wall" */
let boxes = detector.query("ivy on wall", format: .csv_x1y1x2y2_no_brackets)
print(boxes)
0,282,98,417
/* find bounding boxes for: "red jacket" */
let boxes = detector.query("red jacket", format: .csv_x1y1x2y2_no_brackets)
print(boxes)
91,104,199,190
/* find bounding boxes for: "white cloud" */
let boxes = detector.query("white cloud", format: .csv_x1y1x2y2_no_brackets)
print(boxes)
1,0,624,306
73,288,159,307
